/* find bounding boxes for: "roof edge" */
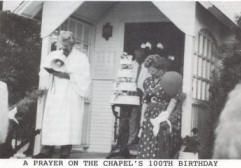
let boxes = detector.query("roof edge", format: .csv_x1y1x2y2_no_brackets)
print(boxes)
13,1,43,18
198,1,239,32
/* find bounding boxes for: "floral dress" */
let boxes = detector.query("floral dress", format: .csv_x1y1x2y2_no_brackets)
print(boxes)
137,76,182,159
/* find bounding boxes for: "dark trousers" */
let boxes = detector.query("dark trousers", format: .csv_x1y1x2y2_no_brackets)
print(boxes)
118,105,141,153
41,145,72,158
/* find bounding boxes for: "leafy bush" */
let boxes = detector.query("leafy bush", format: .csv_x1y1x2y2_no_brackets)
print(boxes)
0,11,41,155
208,42,241,157
0,11,41,106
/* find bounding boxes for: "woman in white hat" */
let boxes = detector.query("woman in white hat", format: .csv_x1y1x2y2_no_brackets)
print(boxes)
35,31,90,158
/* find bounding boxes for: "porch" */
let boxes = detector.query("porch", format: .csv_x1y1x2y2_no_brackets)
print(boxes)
34,1,195,156
59,151,108,159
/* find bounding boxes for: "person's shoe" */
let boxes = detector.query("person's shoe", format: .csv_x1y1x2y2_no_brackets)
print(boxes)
60,145,72,159
120,148,130,158
127,137,139,146
32,153,51,158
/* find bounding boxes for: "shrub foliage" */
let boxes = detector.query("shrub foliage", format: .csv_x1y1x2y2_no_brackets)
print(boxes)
0,11,41,106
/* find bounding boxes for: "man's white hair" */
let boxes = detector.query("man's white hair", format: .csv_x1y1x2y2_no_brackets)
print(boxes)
213,83,241,158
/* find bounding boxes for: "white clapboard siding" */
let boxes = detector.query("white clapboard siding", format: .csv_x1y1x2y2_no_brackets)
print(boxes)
88,80,114,152
92,49,117,80
88,47,119,152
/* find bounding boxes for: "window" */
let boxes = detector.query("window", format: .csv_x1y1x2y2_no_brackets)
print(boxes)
56,17,92,56
192,29,217,101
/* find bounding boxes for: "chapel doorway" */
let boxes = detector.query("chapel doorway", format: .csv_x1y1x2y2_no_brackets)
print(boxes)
53,17,93,150
124,22,185,73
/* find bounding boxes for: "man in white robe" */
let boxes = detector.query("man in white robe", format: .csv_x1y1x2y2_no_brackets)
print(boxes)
35,31,90,158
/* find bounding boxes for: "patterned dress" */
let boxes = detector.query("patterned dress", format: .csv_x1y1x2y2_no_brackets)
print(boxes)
137,76,182,159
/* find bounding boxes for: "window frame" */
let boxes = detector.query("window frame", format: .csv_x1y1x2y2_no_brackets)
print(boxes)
192,29,218,102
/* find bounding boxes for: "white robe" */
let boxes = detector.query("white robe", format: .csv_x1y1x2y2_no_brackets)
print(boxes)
39,48,90,145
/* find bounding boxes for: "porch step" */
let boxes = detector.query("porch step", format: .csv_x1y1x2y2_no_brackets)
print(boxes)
70,151,108,158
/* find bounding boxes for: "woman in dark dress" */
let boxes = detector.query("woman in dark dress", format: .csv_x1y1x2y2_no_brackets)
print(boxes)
137,54,183,159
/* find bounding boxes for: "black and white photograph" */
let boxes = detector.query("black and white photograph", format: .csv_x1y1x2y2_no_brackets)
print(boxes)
1,0,241,161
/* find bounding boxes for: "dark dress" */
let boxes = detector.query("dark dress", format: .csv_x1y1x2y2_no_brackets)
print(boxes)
137,76,182,159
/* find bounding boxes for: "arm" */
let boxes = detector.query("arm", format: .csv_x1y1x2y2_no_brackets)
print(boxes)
45,68,70,79
67,51,91,97
153,98,177,123
138,102,147,137
165,98,178,116
140,103,147,126
154,91,186,122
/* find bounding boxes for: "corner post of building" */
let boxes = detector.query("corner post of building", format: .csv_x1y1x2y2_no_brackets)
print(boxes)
181,34,195,138
33,35,50,155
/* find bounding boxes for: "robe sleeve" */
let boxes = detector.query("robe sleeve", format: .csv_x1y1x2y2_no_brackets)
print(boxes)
67,50,91,98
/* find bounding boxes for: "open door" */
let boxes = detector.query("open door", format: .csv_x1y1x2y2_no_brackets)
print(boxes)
124,22,185,73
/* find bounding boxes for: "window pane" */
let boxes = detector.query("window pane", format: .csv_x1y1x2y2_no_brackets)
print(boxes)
202,81,206,100
198,34,203,56
203,36,208,58
206,83,210,100
84,25,90,44
197,79,202,100
193,29,217,101
198,56,202,77
193,78,197,98
207,39,211,60
202,58,206,78
193,54,198,76
76,22,83,42
207,62,211,80
68,19,76,35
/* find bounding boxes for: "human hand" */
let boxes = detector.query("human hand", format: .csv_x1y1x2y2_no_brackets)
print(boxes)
150,117,160,136
44,67,55,74
150,111,170,136
8,107,19,124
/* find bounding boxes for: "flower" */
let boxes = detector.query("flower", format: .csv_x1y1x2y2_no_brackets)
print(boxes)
123,52,128,56
140,43,146,49
168,55,175,61
145,42,152,49
157,42,164,49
